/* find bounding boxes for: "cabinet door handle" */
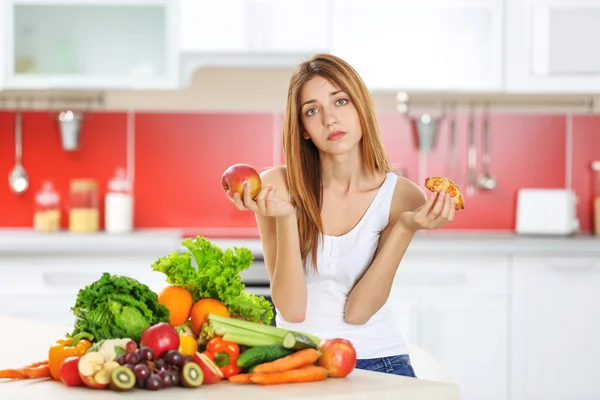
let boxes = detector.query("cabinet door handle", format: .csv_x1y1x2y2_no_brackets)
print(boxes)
401,273,468,287
548,262,596,272
42,272,103,287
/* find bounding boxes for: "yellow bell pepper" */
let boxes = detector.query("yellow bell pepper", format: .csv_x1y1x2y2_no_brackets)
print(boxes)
178,335,198,356
48,332,94,381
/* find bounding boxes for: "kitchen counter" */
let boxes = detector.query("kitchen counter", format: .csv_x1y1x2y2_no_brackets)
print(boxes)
0,317,460,400
1,228,599,258
0,228,183,256
207,231,600,257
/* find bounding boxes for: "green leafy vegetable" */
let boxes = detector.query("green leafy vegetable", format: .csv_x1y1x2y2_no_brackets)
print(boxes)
151,236,274,325
70,273,170,342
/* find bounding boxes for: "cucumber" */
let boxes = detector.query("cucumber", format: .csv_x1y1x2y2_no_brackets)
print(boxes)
282,331,318,350
236,345,295,369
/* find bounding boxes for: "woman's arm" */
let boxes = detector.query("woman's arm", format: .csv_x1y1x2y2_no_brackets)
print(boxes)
344,178,454,325
254,167,307,323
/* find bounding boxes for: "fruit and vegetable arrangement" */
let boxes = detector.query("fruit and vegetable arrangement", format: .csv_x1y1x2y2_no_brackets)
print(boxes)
0,233,358,391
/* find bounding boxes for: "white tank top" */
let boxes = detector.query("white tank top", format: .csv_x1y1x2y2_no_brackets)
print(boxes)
276,172,408,359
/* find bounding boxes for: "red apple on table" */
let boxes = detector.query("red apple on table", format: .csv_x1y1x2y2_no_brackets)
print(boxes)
140,322,180,358
317,338,357,378
77,351,120,389
192,352,224,384
60,356,84,387
221,163,262,200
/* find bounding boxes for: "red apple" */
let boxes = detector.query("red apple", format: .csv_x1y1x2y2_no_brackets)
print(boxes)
221,163,262,200
77,351,120,389
317,338,357,378
140,322,180,358
191,351,224,384
60,356,84,387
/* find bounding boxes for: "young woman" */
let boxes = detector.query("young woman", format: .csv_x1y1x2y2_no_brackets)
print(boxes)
228,53,457,377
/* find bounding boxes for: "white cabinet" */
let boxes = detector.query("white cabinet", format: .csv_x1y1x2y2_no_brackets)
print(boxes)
0,254,172,326
389,254,509,400
511,256,600,400
3,0,180,89
505,0,600,93
330,0,503,92
179,0,330,54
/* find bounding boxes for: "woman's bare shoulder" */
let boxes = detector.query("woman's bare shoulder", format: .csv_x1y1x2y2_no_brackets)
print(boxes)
260,165,290,196
390,176,427,218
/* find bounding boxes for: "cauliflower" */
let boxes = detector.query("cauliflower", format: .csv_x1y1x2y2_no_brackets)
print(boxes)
87,338,132,362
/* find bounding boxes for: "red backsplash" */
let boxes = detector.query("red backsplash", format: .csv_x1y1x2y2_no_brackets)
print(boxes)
1,110,599,235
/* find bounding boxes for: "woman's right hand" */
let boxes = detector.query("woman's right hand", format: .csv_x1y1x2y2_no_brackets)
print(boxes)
231,182,295,218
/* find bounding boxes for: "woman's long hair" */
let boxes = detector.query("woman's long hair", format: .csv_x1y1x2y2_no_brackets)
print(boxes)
282,53,392,272
283,54,391,271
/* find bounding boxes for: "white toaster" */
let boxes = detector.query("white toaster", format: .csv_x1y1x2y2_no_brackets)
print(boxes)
515,188,580,235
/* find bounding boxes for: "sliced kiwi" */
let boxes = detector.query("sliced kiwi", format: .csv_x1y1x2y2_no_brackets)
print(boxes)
110,366,136,391
181,362,204,388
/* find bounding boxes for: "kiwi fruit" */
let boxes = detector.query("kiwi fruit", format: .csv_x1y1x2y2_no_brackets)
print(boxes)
110,366,136,391
181,362,204,388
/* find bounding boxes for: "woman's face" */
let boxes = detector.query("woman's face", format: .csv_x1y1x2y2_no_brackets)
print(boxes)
299,75,362,155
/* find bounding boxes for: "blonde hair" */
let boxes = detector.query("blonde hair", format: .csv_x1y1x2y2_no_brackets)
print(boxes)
282,53,392,271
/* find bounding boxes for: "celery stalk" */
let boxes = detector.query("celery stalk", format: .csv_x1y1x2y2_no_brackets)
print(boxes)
207,314,323,345
222,332,283,347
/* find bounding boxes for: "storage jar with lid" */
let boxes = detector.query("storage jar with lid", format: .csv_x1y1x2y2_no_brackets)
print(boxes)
69,179,99,233
105,167,133,234
33,180,61,232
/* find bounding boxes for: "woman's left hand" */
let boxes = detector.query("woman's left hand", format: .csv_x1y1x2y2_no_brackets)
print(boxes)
398,190,456,232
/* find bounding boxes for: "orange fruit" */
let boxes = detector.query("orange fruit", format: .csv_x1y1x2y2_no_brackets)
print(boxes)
158,285,194,326
190,298,230,335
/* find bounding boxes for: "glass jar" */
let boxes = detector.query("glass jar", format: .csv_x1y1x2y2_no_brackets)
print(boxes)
593,161,600,237
105,167,133,234
69,179,99,233
33,180,61,232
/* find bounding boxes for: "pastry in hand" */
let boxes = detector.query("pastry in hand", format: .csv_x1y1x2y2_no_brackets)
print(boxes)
424,177,465,210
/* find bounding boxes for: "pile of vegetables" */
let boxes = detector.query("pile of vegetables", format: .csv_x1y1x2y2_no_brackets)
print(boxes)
0,236,358,390
151,236,273,324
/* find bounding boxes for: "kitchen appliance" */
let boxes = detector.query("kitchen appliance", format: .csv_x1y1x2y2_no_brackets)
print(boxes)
515,188,579,235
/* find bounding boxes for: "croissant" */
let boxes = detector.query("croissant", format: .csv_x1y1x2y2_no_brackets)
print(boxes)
424,177,465,210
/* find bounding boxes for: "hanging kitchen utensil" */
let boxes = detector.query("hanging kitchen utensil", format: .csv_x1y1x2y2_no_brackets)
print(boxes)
477,104,497,190
409,113,444,153
57,110,84,151
466,105,477,196
446,105,458,179
8,112,29,194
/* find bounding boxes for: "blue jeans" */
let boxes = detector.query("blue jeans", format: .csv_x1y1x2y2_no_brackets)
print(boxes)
355,354,417,378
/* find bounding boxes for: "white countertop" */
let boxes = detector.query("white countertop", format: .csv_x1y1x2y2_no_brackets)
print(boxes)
0,228,183,256
1,228,599,257
0,317,460,400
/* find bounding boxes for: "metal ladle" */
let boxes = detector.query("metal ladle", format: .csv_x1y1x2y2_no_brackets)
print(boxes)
8,113,29,194
477,105,497,191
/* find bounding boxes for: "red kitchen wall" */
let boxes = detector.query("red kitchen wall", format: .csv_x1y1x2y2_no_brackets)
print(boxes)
1,110,599,235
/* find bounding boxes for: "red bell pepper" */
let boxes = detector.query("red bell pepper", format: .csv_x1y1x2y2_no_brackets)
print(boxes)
204,337,242,378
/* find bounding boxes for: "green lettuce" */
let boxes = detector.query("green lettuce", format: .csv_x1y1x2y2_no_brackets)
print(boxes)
151,236,274,324
70,273,170,342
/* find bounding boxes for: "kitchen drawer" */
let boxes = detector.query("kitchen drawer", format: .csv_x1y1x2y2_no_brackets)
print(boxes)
393,254,510,296
0,294,75,327
0,255,169,296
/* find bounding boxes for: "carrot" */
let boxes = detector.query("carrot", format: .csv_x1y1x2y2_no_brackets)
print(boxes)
250,365,329,385
22,365,51,379
228,373,253,384
0,361,51,380
0,369,28,379
252,348,320,374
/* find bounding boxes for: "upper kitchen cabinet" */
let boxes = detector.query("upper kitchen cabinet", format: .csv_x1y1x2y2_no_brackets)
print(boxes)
505,0,600,93
178,0,331,83
330,0,504,93
2,0,180,90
